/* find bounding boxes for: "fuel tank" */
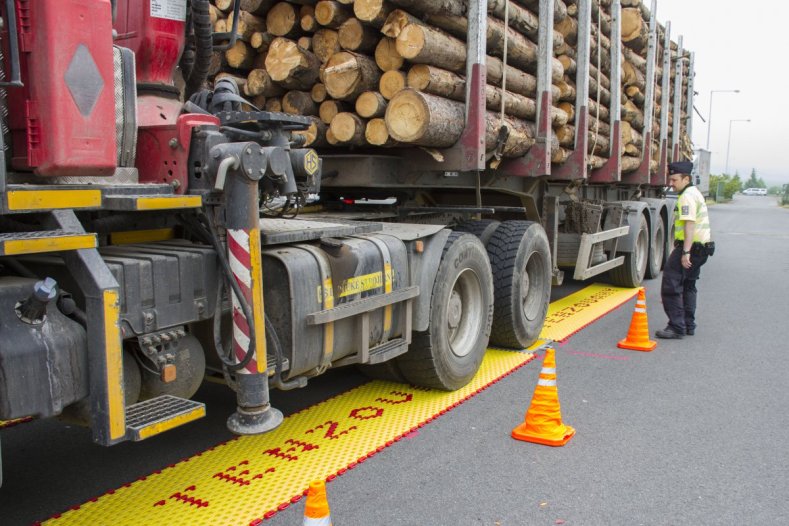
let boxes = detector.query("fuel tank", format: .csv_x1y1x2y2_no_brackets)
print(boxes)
262,233,409,379
0,278,88,419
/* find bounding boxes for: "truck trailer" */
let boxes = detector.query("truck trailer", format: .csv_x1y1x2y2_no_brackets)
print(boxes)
0,0,694,483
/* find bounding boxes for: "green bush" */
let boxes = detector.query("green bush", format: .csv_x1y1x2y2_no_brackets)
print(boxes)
709,173,742,200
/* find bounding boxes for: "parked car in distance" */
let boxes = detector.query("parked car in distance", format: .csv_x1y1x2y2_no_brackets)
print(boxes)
742,188,767,196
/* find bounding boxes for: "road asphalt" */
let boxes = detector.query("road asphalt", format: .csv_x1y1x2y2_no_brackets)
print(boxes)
2,194,787,525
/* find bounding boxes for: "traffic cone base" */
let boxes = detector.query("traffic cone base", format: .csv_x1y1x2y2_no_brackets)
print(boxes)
617,337,657,352
617,287,657,352
512,422,576,446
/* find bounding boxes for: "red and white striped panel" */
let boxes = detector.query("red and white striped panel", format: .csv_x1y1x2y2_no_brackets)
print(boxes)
227,228,259,374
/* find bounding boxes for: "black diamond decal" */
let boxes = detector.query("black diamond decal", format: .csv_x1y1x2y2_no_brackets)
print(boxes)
64,44,104,117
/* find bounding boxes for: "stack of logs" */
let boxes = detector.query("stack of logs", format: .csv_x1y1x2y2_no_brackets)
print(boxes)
208,0,691,174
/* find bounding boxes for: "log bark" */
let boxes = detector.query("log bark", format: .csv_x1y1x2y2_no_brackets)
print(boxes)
379,69,406,100
365,118,398,146
208,51,228,77
621,98,644,131
387,0,464,17
330,112,367,145
246,68,286,97
338,17,379,53
227,10,267,42
312,29,341,63
353,0,393,28
323,51,382,100
621,155,642,173
315,1,352,29
396,24,466,73
283,90,319,116
407,64,466,101
355,91,388,118
515,0,567,22
240,0,277,16
484,113,536,158
381,9,421,39
265,38,322,89
225,40,256,70
319,100,352,124
386,89,466,147
486,57,538,98
267,2,300,38
374,37,404,72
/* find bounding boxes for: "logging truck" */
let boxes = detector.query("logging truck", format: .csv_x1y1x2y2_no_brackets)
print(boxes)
0,0,693,482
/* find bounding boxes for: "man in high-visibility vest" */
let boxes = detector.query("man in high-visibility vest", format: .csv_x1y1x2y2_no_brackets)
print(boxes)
656,161,715,339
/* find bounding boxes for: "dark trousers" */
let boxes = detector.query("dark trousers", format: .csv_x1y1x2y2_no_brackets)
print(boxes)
660,245,708,334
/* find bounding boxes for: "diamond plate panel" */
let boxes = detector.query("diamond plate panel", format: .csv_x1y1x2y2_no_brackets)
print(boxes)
64,44,104,117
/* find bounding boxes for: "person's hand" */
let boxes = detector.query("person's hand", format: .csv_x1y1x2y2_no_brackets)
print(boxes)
681,253,692,269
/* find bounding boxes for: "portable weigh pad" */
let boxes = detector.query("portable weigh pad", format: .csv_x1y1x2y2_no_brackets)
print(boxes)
44,284,637,524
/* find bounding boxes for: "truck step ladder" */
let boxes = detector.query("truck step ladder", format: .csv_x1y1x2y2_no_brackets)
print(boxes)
0,230,97,255
125,395,206,441
103,194,202,211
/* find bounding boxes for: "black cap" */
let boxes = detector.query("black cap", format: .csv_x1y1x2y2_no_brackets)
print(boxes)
668,161,693,175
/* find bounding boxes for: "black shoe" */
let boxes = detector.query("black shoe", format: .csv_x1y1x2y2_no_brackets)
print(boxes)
686,329,695,336
655,327,684,339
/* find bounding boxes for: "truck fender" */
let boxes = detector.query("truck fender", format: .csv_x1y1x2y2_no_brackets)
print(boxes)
614,200,650,253
407,229,452,332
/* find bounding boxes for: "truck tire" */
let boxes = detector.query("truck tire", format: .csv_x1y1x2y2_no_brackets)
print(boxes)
609,213,648,287
397,232,493,391
486,221,551,349
453,219,501,246
645,216,665,279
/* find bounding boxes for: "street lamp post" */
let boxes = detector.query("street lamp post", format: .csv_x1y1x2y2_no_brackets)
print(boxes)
725,119,751,175
706,89,740,151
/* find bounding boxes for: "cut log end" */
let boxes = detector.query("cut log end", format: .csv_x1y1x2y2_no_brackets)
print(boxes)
385,89,428,143
330,112,365,144
374,37,403,72
379,70,406,100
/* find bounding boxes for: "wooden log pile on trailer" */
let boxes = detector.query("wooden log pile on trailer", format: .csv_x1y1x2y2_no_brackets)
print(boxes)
207,0,693,175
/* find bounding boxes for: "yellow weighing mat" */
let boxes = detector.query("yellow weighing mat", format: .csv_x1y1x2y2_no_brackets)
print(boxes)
46,348,540,525
541,283,638,342
45,283,636,525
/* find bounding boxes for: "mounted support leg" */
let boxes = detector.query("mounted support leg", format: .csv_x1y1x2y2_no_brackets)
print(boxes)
212,142,285,435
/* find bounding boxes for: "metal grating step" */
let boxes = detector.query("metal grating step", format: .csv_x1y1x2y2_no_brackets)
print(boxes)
367,338,409,364
126,394,206,441
0,230,96,255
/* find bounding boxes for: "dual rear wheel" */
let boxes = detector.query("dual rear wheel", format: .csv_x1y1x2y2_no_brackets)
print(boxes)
368,221,552,391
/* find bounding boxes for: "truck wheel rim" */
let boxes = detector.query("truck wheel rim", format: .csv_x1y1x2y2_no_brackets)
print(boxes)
447,268,483,358
521,250,546,322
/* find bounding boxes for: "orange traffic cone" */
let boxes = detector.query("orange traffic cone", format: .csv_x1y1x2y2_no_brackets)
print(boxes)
303,480,332,526
617,287,657,351
512,348,575,447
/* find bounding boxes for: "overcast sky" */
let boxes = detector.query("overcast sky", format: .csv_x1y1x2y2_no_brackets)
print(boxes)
654,0,789,184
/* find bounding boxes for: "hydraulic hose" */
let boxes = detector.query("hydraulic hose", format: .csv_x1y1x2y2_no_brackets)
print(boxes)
184,0,213,100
